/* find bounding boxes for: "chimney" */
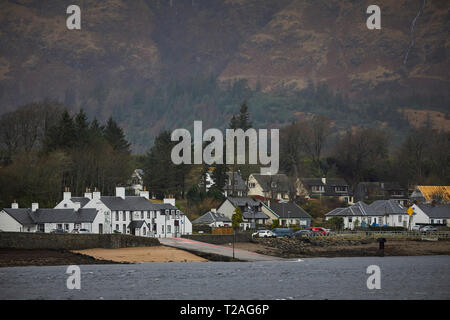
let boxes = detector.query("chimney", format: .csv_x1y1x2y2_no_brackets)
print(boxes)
116,187,126,199
211,208,217,213
31,203,39,212
11,201,18,209
164,198,176,206
73,202,81,211
140,190,150,200
63,188,71,201
321,177,326,185
84,188,92,200
93,188,101,200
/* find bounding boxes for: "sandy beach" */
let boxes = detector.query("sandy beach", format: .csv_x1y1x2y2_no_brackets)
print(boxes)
72,246,208,263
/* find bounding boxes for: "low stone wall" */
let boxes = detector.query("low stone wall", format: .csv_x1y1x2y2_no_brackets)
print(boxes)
181,232,252,244
0,232,160,250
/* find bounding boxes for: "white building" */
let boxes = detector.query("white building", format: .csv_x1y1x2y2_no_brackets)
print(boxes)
325,200,410,230
82,187,192,237
411,204,450,227
192,209,232,228
0,202,100,233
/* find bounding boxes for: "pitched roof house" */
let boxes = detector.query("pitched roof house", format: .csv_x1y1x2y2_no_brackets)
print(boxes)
410,186,450,204
223,171,248,197
300,177,353,203
325,200,409,229
263,202,311,227
217,196,269,230
354,182,407,204
247,173,299,201
0,203,100,233
411,204,450,227
193,209,232,227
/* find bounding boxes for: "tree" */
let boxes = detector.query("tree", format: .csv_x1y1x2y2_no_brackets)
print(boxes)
326,217,344,231
104,117,131,154
232,206,243,230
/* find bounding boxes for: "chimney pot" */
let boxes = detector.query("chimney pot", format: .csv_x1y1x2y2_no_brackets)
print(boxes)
116,187,126,199
31,203,39,212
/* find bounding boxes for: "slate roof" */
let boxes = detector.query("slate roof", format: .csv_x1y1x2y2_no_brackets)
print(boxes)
128,220,147,229
242,210,270,220
301,178,351,197
2,208,98,224
192,211,232,225
251,174,291,192
2,208,35,225
100,196,157,211
269,202,311,219
417,204,450,219
325,200,409,217
71,197,90,208
227,197,261,207
369,200,408,215
223,172,248,192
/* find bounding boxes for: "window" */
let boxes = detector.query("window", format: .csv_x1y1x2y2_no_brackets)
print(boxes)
57,224,62,229
143,227,146,236
348,217,353,223
115,211,119,221
162,225,165,234
141,211,144,219
123,224,126,234
115,224,119,231
249,183,255,188
168,225,171,233
64,224,69,230
146,211,150,219
398,215,402,223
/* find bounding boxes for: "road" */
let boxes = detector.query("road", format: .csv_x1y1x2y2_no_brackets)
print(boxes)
159,237,284,261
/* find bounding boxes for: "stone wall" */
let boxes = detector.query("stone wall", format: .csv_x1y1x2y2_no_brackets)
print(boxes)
181,232,252,244
0,232,160,250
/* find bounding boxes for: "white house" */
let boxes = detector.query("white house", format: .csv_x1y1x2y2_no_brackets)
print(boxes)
217,197,269,230
0,202,100,233
192,209,232,228
325,200,409,230
82,187,192,237
411,204,450,227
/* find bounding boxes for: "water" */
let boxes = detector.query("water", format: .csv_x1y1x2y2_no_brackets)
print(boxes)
0,256,449,300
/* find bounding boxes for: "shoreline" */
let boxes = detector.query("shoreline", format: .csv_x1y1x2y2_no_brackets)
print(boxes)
1,239,449,267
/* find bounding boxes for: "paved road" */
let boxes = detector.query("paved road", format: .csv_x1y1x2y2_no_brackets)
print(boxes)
159,237,284,261
0,256,449,299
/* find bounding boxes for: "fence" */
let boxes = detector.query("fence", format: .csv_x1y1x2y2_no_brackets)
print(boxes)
307,231,450,240
212,227,233,235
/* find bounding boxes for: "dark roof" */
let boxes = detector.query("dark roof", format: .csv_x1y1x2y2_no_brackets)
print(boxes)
128,220,147,229
100,196,158,211
301,178,348,187
192,211,232,225
227,197,262,208
71,197,90,208
325,201,376,217
326,200,409,217
369,200,408,215
301,178,351,197
223,172,248,192
2,208,35,225
269,202,311,219
251,174,291,192
417,204,450,219
242,210,269,220
2,208,98,224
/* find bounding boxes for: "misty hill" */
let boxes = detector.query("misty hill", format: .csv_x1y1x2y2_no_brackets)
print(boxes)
0,0,449,152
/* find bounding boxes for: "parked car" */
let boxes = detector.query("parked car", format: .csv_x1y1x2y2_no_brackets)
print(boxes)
272,228,293,238
292,229,317,238
252,230,276,238
50,229,68,234
411,225,421,231
71,228,90,234
307,227,330,235
421,225,437,232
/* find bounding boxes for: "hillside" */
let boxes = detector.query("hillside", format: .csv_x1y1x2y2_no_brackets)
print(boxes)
0,0,448,152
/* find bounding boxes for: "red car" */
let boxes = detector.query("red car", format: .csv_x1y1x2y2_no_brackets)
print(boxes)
307,227,330,235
